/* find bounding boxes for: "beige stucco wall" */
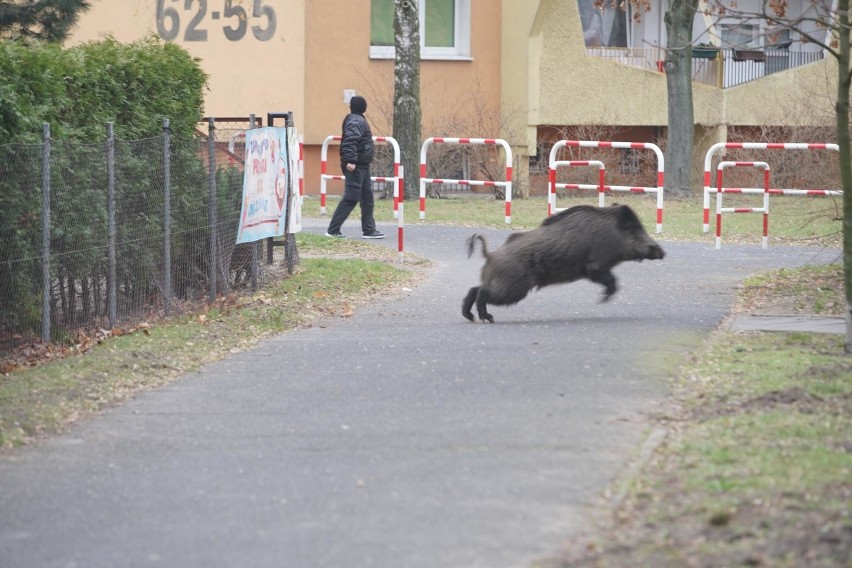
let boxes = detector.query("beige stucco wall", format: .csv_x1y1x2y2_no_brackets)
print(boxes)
535,0,669,126
66,0,307,130
501,0,538,154
724,58,838,127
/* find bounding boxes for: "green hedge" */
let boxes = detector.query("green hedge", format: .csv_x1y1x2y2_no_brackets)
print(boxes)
0,34,207,142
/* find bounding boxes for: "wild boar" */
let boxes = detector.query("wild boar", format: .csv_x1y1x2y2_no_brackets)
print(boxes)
462,204,665,322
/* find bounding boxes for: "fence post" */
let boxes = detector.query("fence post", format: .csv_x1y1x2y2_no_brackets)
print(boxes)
40,123,51,342
208,117,218,302
249,113,259,292
266,111,299,274
282,111,298,275
162,119,173,317
106,122,117,329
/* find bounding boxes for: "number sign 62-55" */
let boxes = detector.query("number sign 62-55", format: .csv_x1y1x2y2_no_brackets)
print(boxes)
157,0,277,42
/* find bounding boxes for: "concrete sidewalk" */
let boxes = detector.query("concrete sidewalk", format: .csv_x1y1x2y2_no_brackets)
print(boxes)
731,314,845,334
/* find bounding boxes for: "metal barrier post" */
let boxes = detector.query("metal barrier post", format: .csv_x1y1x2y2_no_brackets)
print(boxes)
714,161,770,249
419,137,513,224
548,140,665,232
702,142,841,232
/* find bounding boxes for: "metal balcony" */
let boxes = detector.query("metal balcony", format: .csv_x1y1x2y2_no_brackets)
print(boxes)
586,46,825,88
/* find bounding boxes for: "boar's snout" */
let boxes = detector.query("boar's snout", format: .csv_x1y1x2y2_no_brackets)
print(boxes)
629,233,665,261
645,243,665,260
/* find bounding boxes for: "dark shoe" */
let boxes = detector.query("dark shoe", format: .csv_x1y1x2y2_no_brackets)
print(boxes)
325,231,347,239
362,230,385,239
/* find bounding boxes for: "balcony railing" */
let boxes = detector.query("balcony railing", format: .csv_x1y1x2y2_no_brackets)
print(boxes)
586,47,825,88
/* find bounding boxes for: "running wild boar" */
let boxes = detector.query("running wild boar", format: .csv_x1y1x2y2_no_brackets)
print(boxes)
462,204,665,322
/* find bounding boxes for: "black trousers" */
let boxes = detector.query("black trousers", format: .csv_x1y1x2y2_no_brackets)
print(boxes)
327,164,376,235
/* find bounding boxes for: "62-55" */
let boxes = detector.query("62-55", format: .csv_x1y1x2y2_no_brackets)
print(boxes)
156,0,277,42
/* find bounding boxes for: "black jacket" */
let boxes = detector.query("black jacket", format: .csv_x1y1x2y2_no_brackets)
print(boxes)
339,112,374,167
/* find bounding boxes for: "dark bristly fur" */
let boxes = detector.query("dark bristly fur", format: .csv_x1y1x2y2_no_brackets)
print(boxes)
462,204,665,322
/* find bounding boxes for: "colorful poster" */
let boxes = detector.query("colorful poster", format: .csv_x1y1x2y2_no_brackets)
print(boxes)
287,126,302,233
236,127,289,244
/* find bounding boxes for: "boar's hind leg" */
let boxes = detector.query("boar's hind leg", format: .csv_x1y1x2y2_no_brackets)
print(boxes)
462,286,479,321
589,268,618,302
475,288,495,323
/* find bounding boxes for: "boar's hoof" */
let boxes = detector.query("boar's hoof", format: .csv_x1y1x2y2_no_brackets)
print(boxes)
600,286,618,303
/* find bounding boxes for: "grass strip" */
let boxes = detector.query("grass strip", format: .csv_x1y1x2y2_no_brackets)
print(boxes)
552,263,851,568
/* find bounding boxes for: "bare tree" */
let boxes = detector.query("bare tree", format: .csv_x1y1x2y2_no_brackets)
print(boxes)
393,0,421,200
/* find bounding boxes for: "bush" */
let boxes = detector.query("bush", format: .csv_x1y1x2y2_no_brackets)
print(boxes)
0,36,210,345
0,35,207,142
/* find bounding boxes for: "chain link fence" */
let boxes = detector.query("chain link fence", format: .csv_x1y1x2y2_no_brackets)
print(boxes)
0,118,291,355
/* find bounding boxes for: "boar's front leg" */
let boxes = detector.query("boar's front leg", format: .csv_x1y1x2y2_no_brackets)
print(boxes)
588,268,618,302
462,286,479,321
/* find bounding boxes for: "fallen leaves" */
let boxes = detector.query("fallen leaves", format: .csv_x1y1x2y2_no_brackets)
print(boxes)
0,322,154,376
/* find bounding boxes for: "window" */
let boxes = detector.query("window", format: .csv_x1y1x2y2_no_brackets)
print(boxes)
719,23,759,49
578,0,628,48
767,27,792,49
370,0,471,60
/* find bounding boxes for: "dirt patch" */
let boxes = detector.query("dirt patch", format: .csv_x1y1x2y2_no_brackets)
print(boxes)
546,470,851,568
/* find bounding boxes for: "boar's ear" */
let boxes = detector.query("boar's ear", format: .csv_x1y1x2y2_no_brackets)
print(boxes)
615,205,642,230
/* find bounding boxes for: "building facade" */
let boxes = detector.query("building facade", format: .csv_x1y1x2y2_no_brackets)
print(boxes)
66,0,837,195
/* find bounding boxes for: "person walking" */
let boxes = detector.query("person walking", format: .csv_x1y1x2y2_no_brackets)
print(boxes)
325,95,385,239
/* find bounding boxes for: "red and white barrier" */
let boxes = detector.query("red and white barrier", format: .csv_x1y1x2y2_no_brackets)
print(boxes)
419,137,513,224
320,135,401,217
715,161,770,249
702,142,841,232
397,165,405,261
548,140,665,233
548,160,606,212
298,134,304,203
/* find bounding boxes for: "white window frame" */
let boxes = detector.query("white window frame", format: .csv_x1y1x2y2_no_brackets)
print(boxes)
370,0,472,61
717,21,761,49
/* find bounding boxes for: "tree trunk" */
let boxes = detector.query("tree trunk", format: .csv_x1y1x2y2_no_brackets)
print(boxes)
393,0,421,199
836,0,852,352
663,0,698,198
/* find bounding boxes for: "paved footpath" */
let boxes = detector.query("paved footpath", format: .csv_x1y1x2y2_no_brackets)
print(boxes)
0,218,840,568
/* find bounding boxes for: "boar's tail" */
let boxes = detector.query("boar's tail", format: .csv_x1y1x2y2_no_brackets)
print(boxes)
466,233,490,259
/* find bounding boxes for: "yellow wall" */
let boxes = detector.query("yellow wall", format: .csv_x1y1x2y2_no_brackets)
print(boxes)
516,0,728,129
66,0,307,130
724,59,837,127
501,0,538,154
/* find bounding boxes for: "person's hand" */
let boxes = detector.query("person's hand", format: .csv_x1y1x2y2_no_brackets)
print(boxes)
346,163,356,172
